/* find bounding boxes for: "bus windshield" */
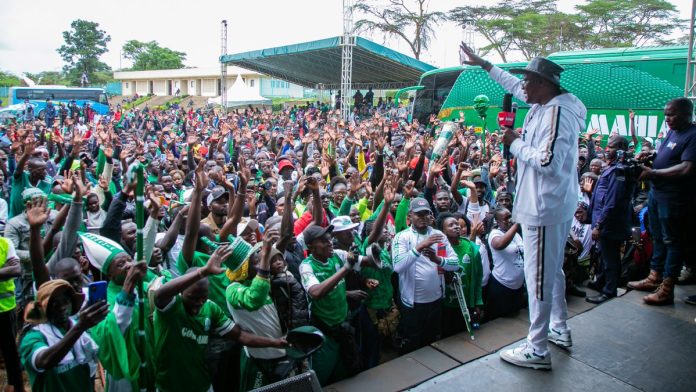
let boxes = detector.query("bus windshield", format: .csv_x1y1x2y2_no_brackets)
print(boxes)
412,70,461,124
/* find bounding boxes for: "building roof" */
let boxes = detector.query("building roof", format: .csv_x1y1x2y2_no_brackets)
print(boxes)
113,65,259,81
220,36,436,90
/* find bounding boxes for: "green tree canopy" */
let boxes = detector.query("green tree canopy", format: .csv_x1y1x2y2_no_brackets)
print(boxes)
122,40,187,71
0,71,23,87
57,19,112,86
450,0,684,61
353,0,445,60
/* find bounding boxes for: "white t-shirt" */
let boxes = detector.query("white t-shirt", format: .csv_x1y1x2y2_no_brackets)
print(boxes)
488,228,525,290
570,217,593,259
476,237,491,287
414,253,442,304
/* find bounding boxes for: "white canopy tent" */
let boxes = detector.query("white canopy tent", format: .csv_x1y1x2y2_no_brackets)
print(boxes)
208,74,271,107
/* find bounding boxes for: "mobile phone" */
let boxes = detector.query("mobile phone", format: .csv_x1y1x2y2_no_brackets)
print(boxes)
631,227,641,244
88,281,107,306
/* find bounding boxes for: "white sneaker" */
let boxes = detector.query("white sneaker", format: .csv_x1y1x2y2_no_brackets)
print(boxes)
499,343,551,370
548,328,573,348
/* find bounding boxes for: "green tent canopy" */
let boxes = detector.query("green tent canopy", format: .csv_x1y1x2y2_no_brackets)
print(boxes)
221,36,436,90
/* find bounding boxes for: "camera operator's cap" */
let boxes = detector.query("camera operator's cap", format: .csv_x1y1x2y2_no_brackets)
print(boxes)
286,326,325,359
206,186,229,207
331,216,359,232
303,224,334,245
410,197,431,213
510,57,564,87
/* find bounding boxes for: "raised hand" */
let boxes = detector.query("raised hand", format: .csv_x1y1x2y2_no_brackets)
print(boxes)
98,175,110,191
348,172,362,198
76,300,110,331
26,196,50,227
123,262,148,294
429,155,448,175
72,170,90,199
459,42,488,68
202,245,234,276
60,171,74,194
489,161,501,177
403,180,415,199
194,159,209,191
396,154,409,174
581,177,594,193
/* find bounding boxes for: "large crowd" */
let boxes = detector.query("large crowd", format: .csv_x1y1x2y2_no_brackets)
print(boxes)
0,51,695,392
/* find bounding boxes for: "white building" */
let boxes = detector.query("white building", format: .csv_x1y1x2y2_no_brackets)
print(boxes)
113,66,308,98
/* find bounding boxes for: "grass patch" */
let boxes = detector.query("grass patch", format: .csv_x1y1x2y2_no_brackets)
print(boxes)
123,95,152,110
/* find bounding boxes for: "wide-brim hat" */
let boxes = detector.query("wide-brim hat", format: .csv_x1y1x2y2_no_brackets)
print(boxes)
286,326,325,359
24,279,85,324
510,57,564,87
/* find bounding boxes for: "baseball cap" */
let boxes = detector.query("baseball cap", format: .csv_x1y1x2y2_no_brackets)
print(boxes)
409,197,431,213
237,217,260,236
331,216,359,232
472,175,486,185
303,224,334,245
206,186,229,207
278,159,294,173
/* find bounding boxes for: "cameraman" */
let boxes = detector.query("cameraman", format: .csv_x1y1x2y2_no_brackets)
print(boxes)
587,135,635,304
629,98,696,305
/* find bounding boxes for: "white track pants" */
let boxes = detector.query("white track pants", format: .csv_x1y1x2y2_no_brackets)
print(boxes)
522,220,572,356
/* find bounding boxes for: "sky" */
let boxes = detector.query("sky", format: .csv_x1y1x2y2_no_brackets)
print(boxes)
0,0,691,76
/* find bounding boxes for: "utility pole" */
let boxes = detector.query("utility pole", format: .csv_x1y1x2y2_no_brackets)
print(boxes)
221,20,228,113
685,0,696,103
340,0,355,121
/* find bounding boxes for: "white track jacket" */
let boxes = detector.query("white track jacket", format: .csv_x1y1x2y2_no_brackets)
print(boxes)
489,66,587,226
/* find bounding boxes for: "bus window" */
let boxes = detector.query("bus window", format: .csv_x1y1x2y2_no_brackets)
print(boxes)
412,70,461,125
98,93,108,104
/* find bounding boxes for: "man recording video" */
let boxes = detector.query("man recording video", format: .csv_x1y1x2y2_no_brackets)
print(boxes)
460,43,586,370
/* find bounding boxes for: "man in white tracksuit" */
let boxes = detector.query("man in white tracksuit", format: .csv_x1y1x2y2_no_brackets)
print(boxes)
461,43,587,370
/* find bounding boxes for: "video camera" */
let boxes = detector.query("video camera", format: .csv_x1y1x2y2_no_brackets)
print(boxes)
616,150,656,180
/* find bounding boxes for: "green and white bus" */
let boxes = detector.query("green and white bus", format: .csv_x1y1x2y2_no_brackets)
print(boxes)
398,45,687,138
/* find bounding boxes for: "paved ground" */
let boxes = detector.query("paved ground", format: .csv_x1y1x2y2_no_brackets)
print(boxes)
327,285,696,392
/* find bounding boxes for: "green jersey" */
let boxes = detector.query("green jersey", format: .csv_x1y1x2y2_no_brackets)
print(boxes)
444,238,484,308
153,295,235,392
359,238,394,310
299,251,349,327
177,250,232,316
19,324,97,392
9,171,53,218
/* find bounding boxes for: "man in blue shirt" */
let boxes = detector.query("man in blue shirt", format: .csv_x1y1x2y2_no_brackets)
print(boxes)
587,135,635,304
629,97,696,305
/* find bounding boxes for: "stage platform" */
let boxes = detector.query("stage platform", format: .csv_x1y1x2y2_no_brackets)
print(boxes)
327,285,696,392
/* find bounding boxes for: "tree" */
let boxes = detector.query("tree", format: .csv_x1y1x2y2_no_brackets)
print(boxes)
122,40,187,71
353,0,446,60
451,0,684,62
57,19,111,86
451,0,567,61
575,0,683,48
0,71,22,87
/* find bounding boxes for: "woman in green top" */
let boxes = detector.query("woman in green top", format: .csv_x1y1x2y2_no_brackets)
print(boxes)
20,279,109,392
436,212,484,338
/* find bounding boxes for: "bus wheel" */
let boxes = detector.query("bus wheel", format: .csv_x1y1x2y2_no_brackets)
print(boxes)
38,110,45,120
